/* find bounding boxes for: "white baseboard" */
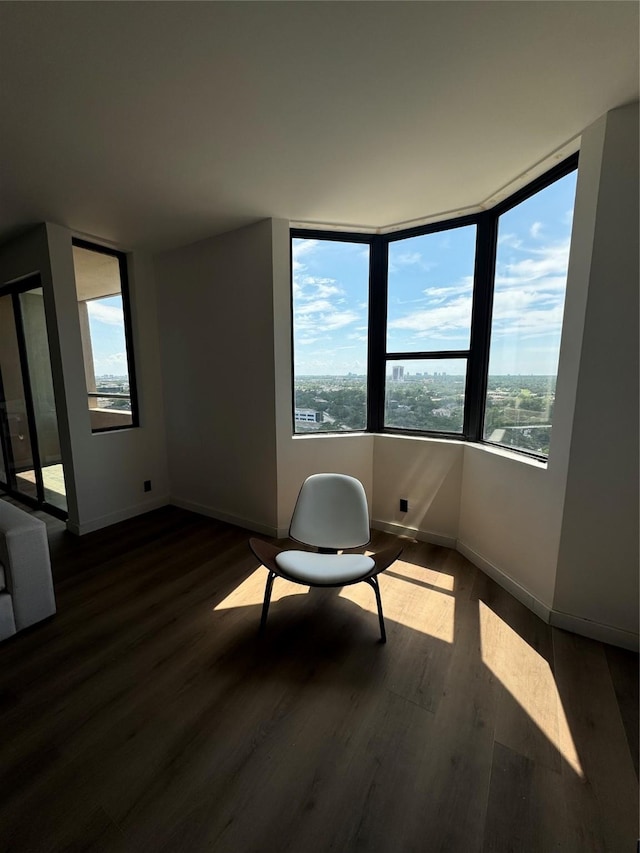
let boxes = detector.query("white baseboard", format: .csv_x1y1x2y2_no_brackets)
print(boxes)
457,539,639,651
456,540,552,623
549,611,639,652
371,519,457,549
170,497,278,538
68,495,170,535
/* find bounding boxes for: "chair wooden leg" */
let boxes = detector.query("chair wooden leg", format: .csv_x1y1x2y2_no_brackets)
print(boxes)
260,571,276,633
364,576,386,643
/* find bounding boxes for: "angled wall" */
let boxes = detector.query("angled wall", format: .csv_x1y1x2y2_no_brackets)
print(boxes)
155,220,279,535
552,103,639,643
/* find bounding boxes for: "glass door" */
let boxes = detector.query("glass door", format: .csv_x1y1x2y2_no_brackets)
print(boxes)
0,276,67,517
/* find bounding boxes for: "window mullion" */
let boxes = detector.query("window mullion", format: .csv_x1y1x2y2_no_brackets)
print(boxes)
465,212,497,441
367,236,388,433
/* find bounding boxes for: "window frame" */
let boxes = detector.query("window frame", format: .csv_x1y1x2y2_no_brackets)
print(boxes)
289,230,374,436
290,152,578,459
71,238,140,433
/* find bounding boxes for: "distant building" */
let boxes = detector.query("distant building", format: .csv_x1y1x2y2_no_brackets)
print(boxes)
392,365,404,382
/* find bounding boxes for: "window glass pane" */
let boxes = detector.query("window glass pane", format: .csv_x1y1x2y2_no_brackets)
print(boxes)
292,238,369,432
484,170,578,456
384,358,466,433
19,288,67,511
72,244,135,431
0,295,37,499
387,225,476,353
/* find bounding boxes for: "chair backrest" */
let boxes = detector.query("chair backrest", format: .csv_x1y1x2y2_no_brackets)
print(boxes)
289,473,370,550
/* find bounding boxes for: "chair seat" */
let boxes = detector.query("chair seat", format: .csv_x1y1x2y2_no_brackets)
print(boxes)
275,551,375,585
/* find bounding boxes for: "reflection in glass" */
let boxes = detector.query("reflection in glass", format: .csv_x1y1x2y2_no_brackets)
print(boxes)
19,289,67,511
0,295,37,499
484,171,577,456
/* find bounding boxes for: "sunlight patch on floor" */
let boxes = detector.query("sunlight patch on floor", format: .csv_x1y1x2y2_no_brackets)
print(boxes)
213,568,307,611
16,463,67,509
479,601,583,777
340,557,455,642
381,557,455,592
214,556,455,642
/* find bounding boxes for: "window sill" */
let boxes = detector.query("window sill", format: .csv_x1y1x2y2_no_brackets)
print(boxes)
290,430,548,469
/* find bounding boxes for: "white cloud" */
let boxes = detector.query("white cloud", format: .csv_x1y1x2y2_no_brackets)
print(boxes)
487,240,571,339
497,233,523,249
491,290,565,337
295,306,361,333
293,247,364,337
496,240,570,289
320,311,361,331
94,351,128,374
388,295,472,337
88,302,124,326
388,250,438,276
387,239,569,344
296,275,341,298
423,275,474,303
291,238,319,274
295,299,336,316
292,238,318,257
104,352,127,366
396,251,422,266
530,221,543,238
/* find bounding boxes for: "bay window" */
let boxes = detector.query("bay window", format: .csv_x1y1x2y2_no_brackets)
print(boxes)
291,154,578,459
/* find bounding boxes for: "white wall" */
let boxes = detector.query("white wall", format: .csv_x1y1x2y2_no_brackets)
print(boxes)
47,225,170,533
155,220,279,535
372,435,463,546
458,447,562,614
456,105,640,647
553,103,639,639
0,224,170,533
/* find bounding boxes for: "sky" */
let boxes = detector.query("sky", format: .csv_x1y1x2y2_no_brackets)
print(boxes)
87,295,130,378
292,169,578,376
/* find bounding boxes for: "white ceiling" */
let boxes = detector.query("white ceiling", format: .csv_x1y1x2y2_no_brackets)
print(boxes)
0,1,638,252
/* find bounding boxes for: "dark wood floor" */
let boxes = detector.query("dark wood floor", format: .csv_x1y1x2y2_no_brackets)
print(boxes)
0,503,637,852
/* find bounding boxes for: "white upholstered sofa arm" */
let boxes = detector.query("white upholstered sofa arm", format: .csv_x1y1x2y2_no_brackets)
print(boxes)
0,501,56,639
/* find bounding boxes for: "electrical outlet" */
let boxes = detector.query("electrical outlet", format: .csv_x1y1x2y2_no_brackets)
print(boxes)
399,498,408,513
143,480,152,492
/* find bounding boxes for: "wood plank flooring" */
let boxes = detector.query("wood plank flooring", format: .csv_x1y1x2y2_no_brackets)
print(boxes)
0,503,637,852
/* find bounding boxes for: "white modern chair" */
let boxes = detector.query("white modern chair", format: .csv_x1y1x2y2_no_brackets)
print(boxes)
249,473,402,642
